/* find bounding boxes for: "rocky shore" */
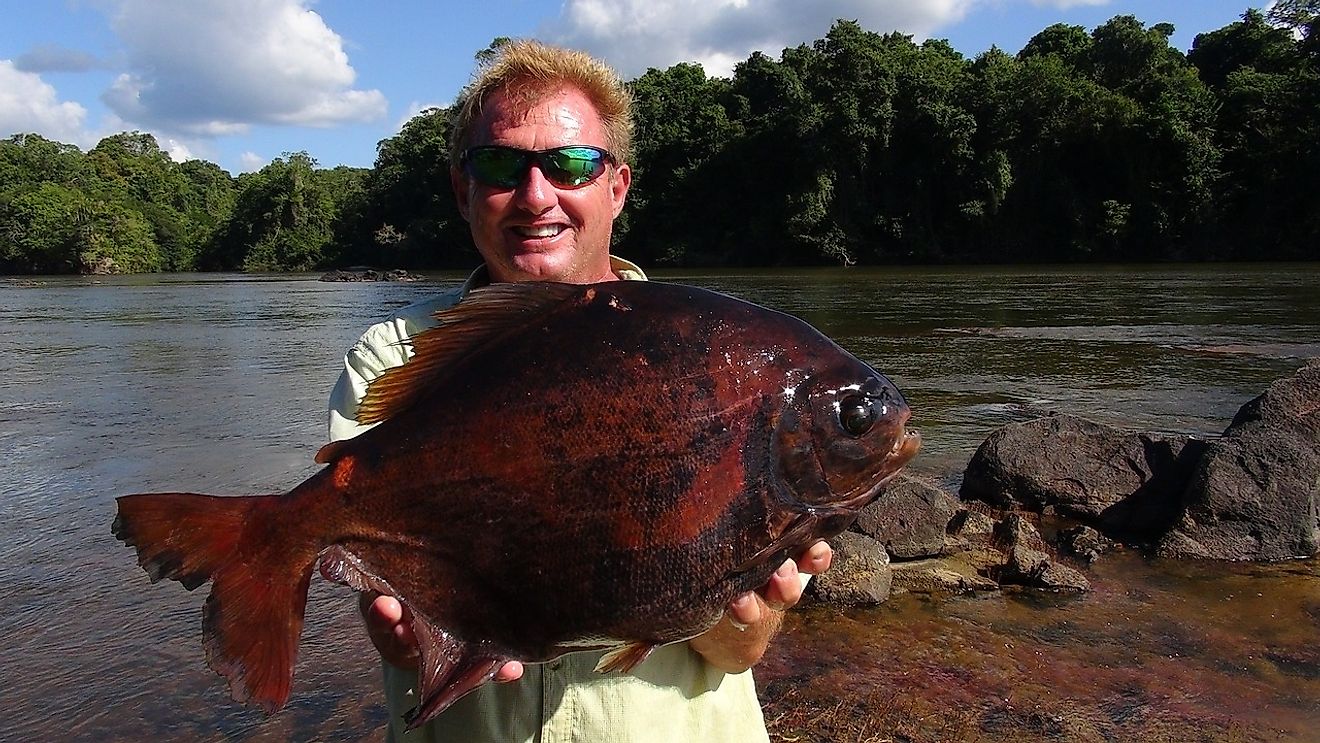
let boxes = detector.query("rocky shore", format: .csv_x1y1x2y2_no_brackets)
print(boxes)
816,357,1320,606
319,267,426,282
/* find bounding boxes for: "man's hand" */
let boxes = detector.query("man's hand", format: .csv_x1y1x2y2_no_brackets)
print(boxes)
688,539,833,674
359,593,524,681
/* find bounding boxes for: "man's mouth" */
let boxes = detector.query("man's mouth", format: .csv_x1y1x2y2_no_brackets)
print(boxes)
511,224,566,239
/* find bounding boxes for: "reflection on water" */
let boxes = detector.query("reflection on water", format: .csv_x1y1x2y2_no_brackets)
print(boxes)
1,265,1316,741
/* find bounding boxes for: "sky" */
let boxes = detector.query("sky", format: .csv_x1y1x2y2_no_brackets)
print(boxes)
1,0,1263,176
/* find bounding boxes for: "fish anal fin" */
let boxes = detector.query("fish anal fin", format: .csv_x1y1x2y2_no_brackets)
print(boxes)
356,282,588,425
403,613,505,729
594,641,659,674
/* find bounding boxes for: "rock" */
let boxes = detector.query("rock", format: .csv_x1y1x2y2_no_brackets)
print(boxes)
811,532,892,606
1058,525,1115,563
994,514,1090,592
960,414,1207,545
890,556,999,595
854,474,960,559
1159,359,1320,561
948,506,998,538
320,267,425,282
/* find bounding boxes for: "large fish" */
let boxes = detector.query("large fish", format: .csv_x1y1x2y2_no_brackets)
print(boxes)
113,280,920,728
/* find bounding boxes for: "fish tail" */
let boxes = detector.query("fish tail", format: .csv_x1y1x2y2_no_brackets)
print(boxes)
113,492,316,714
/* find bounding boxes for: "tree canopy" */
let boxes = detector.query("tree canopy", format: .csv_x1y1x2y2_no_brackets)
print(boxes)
2,10,1317,274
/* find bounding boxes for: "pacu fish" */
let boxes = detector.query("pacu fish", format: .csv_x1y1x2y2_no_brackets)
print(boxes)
113,280,920,728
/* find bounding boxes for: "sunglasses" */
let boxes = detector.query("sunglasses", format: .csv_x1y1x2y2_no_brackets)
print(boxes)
460,145,615,189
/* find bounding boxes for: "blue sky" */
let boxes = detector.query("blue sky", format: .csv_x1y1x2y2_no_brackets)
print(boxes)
1,0,1260,175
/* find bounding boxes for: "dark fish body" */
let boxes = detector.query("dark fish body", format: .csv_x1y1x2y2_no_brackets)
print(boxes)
113,280,919,727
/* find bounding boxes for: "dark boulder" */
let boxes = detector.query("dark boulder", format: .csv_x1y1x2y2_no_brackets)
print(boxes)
854,474,960,559
1159,359,1320,561
960,414,1206,545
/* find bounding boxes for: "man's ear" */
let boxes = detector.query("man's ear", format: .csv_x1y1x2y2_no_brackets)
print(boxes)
610,162,631,219
451,166,471,222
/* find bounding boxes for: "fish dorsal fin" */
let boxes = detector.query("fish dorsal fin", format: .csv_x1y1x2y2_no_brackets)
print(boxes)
356,281,588,425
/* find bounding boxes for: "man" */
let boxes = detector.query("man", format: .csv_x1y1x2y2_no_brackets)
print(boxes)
328,40,831,742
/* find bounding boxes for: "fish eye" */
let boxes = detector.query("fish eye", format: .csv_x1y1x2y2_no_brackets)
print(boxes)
838,395,876,437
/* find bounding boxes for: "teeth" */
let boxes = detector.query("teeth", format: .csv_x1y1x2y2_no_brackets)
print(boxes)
514,225,564,238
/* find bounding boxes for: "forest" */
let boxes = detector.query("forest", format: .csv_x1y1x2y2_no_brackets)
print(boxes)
1,7,1317,274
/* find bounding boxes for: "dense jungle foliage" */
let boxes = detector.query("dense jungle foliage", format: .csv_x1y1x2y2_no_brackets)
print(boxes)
2,9,1317,274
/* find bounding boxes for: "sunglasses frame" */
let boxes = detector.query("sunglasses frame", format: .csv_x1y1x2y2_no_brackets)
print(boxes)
460,145,617,190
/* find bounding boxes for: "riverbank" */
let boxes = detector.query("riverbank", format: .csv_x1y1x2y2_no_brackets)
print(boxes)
759,551,1319,743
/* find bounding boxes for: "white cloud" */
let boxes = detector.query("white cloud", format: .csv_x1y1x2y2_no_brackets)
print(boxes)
239,151,269,172
395,100,450,133
101,0,387,135
543,0,979,78
0,60,93,144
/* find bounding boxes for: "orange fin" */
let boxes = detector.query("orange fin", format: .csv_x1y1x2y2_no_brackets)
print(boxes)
314,439,351,465
113,492,315,715
403,612,505,729
594,641,659,674
355,281,588,425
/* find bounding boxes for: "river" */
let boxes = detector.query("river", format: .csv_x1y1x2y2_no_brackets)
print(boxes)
1,265,1316,741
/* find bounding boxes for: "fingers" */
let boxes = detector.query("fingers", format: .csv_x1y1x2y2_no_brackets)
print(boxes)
495,661,525,682
760,558,803,611
727,591,765,628
360,593,525,683
796,540,833,576
361,593,419,669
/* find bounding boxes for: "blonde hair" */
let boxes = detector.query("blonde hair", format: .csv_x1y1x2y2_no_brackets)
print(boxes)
449,40,635,166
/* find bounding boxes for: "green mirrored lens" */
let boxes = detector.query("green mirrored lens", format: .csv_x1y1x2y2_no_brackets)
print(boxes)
543,147,607,186
466,148,527,187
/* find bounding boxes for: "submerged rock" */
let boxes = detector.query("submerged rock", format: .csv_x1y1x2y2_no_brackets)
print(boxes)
1159,358,1320,561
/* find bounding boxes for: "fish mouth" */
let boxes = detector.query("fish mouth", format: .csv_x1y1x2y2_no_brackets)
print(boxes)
834,425,922,512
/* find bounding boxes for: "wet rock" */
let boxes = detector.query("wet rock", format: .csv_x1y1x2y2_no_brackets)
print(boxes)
890,556,999,595
855,474,959,559
951,508,998,538
320,267,425,282
995,514,1090,592
1059,525,1116,563
1159,359,1320,561
960,413,1207,545
812,532,892,606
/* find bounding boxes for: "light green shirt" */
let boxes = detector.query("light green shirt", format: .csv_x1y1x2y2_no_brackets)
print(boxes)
327,257,771,743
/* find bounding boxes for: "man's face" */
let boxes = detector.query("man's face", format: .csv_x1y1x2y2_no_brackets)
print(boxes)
453,86,631,284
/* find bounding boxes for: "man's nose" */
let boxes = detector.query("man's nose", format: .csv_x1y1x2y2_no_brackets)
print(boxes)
512,163,556,212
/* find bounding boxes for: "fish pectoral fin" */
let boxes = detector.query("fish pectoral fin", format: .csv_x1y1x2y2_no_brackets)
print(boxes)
404,613,505,730
594,641,659,674
733,512,820,574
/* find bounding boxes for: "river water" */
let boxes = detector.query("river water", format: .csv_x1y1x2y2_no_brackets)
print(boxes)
1,265,1316,741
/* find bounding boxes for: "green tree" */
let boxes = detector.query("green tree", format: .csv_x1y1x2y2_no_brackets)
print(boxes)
208,152,341,271
336,107,470,268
